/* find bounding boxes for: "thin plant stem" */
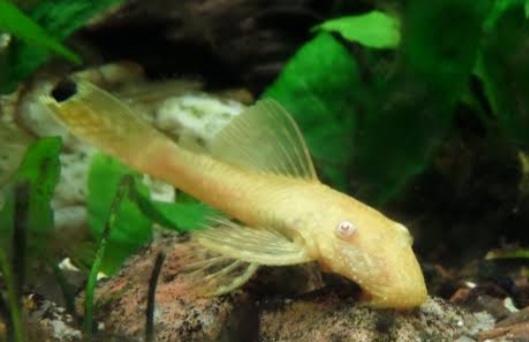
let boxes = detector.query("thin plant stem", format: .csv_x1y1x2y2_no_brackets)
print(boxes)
145,252,165,342
0,293,12,340
0,183,30,342
13,183,29,303
0,249,25,342
83,175,134,338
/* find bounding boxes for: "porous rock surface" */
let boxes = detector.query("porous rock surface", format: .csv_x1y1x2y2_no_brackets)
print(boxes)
89,236,495,341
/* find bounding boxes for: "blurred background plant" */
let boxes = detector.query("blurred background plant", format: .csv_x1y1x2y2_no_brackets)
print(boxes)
3,0,529,338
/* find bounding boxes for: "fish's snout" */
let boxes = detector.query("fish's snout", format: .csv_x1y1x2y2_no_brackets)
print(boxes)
366,256,428,309
327,238,427,309
365,247,428,309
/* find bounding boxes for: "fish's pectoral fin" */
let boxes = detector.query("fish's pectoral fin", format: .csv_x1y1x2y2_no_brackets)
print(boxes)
175,242,258,296
210,99,319,181
192,218,313,266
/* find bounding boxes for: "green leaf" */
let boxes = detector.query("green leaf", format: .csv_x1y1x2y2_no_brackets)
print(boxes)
2,0,124,93
85,175,133,338
353,0,490,202
87,154,152,274
27,0,122,38
14,137,62,233
479,4,529,148
135,194,215,232
484,0,527,30
0,249,25,342
0,137,62,253
263,33,360,189
316,11,400,49
0,0,80,62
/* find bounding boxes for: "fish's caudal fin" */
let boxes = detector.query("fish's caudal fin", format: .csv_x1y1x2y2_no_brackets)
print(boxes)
41,78,176,171
210,99,319,181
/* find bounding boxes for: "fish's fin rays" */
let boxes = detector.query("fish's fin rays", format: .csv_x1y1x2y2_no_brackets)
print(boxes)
210,99,319,181
193,218,312,265
40,79,177,171
176,242,258,296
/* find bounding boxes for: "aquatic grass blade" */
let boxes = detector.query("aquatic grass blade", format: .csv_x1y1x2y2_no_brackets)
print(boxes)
0,249,25,342
2,0,125,93
87,154,152,274
0,138,61,341
0,184,29,342
84,174,134,337
0,0,80,63
0,137,62,262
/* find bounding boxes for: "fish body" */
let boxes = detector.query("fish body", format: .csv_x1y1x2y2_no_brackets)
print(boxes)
42,79,427,309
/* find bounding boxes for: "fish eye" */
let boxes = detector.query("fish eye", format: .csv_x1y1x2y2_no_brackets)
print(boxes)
51,79,77,102
336,220,357,239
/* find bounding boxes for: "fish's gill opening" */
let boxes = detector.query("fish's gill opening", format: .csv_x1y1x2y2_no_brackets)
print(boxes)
51,79,77,102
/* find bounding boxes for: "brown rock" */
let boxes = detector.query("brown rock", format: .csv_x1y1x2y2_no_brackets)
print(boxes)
91,236,259,341
258,295,494,341
89,236,495,341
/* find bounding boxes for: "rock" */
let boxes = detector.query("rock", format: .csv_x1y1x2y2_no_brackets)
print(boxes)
88,236,495,341
89,236,260,341
27,295,82,342
479,305,529,341
259,295,494,341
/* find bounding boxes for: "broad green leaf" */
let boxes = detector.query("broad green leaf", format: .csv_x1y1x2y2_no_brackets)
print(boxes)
128,172,215,232
0,0,80,62
479,4,529,148
353,0,490,202
135,197,215,232
264,33,360,189
484,0,527,30
316,11,400,49
2,0,124,93
87,154,151,274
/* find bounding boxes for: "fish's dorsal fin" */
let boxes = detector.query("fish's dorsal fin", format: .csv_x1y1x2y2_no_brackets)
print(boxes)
192,218,313,265
210,99,319,181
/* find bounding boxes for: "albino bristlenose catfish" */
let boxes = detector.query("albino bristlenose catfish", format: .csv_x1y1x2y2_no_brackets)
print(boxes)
41,78,427,309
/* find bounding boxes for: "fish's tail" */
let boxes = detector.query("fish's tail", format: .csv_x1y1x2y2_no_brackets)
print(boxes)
40,78,180,174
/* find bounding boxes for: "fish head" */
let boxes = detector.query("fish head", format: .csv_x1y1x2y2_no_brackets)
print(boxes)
314,197,427,309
